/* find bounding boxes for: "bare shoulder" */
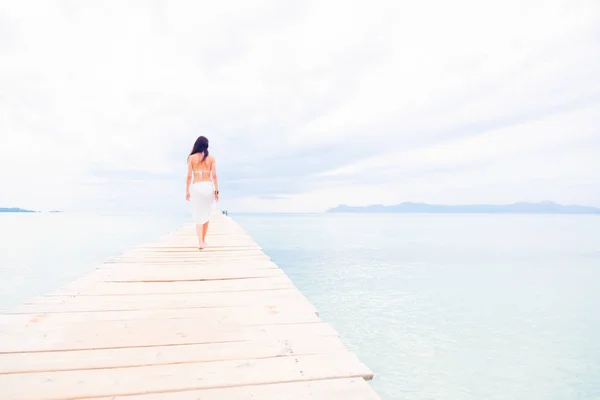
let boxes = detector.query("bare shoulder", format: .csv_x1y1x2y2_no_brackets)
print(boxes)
208,155,216,163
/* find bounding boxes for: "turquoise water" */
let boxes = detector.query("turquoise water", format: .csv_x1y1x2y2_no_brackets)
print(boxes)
234,213,600,400
0,213,187,310
1,212,599,399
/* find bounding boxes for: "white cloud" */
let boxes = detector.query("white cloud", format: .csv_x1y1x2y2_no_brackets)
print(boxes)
0,0,598,213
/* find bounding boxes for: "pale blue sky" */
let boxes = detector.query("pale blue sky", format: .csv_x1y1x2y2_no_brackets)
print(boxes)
1,0,599,212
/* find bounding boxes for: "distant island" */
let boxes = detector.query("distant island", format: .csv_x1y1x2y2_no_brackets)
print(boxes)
0,207,37,213
327,201,600,214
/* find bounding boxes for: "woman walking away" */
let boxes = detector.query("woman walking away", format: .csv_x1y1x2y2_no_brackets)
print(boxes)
185,136,219,250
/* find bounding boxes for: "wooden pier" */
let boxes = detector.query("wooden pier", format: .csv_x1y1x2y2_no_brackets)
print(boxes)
0,213,379,399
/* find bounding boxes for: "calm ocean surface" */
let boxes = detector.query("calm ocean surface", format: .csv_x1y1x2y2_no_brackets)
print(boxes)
1,212,599,399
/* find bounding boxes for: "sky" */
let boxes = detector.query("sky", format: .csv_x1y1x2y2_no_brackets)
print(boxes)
1,0,599,213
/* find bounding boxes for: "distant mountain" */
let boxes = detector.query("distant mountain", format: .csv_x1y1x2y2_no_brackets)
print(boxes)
327,201,600,214
0,207,37,213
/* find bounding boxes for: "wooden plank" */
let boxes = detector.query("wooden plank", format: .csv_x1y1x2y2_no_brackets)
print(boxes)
131,245,262,251
110,255,270,261
0,321,339,352
50,276,295,296
77,266,285,282
114,250,266,256
0,353,373,400
96,263,278,272
46,271,292,298
25,288,303,304
0,304,319,325
0,335,348,374
109,253,270,261
125,247,264,253
14,289,315,313
108,250,266,256
97,260,277,269
109,248,267,255
84,378,381,400
163,245,262,250
105,257,272,263
104,259,272,265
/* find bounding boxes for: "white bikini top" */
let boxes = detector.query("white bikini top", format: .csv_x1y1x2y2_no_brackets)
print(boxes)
193,170,212,179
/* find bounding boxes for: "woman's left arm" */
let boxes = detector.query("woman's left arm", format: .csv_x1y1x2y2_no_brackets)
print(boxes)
211,157,219,202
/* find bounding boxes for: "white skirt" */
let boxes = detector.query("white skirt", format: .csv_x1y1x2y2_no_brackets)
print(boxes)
190,181,216,224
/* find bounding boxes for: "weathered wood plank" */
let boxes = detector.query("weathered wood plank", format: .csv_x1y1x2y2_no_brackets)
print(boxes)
46,273,293,298
96,260,278,270
72,266,286,282
0,304,320,325
24,288,301,303
0,353,373,400
112,249,268,257
84,378,381,400
14,289,316,313
0,321,338,352
131,245,262,251
125,247,264,253
50,276,295,296
0,335,348,374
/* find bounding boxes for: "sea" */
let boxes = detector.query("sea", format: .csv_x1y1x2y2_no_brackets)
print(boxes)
1,212,599,400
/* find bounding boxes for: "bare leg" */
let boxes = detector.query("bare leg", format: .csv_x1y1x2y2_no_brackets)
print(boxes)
195,224,204,249
202,221,210,245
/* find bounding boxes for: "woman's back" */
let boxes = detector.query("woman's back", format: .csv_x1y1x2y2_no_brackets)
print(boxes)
190,154,215,183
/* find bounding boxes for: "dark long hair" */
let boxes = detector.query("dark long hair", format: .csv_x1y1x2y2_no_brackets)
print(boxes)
189,136,209,162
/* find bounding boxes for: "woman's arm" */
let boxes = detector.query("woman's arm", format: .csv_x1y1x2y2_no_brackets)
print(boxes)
185,156,192,200
212,158,219,201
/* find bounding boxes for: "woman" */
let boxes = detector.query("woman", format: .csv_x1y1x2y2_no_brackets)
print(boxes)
185,136,219,250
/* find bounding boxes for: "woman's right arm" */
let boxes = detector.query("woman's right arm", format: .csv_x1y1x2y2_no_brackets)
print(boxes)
185,157,192,200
